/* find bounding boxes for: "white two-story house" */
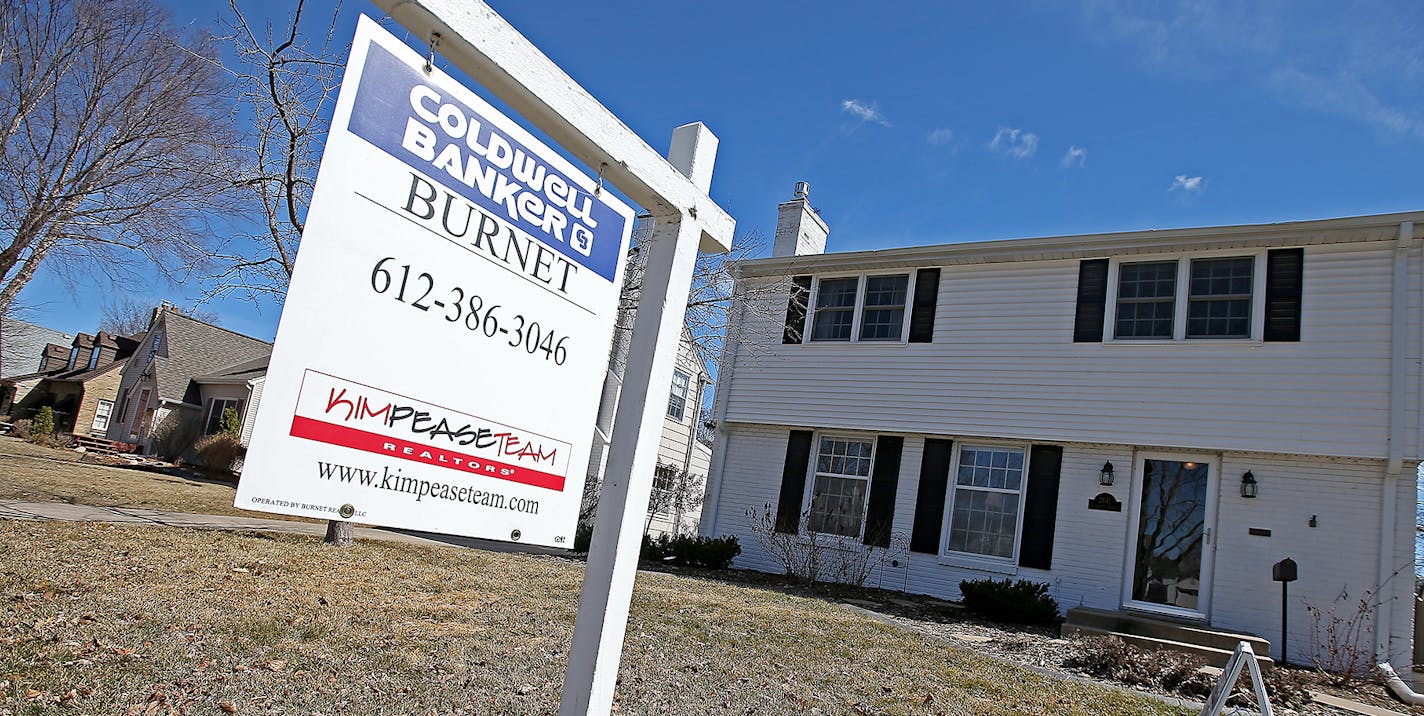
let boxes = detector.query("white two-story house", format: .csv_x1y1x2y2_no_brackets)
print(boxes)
700,186,1422,672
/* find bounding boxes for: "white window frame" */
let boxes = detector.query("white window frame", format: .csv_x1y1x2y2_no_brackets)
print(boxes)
1104,249,1268,344
667,370,690,420
91,399,114,432
803,271,916,344
800,432,877,540
204,398,243,435
939,440,1031,565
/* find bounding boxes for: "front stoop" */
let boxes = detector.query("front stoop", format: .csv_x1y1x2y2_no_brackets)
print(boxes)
1061,606,1274,671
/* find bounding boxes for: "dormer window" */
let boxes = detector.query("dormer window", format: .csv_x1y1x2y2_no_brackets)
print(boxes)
66,347,78,370
87,346,100,371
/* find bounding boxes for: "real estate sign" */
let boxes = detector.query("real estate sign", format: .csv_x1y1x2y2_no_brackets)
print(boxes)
236,15,633,548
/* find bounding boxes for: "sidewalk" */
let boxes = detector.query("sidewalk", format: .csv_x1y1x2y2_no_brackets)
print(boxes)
0,499,568,556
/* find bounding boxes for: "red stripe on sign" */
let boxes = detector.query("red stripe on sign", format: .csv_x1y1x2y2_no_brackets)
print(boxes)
289,415,566,492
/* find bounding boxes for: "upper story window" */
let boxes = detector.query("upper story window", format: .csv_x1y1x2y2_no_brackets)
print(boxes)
808,273,912,343
666,370,690,420
86,346,100,371
1108,253,1261,342
805,435,875,537
146,332,161,365
66,346,78,370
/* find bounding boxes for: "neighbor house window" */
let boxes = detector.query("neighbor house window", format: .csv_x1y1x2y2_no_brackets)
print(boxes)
146,332,160,365
86,347,100,371
1187,257,1254,338
806,436,874,537
808,274,912,343
945,444,1026,560
1114,261,1177,339
67,346,78,370
204,398,242,435
91,400,114,432
667,370,690,420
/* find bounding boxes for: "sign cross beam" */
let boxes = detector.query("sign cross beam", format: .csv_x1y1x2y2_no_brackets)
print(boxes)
374,0,734,253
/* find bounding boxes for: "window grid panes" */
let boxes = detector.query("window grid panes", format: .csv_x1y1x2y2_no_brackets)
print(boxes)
946,446,1026,559
807,436,873,537
667,370,690,420
1115,261,1177,339
858,275,908,341
1187,257,1253,338
810,277,858,341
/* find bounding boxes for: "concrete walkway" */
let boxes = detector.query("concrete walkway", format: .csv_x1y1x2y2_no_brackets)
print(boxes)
0,499,568,556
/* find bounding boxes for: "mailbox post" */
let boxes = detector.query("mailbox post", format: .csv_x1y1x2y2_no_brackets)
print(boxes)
1272,557,1298,664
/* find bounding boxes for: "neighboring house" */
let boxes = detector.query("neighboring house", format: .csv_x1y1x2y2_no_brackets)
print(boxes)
0,318,72,379
585,244,715,537
701,186,1422,674
106,306,272,454
0,331,139,435
192,356,269,446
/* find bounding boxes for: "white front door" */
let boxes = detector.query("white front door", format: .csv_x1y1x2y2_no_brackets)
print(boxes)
1123,453,1218,619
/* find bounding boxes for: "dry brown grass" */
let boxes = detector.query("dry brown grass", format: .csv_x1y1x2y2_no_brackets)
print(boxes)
0,436,247,517
0,521,1188,716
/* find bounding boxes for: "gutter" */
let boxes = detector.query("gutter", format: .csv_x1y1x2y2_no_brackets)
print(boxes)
698,266,746,537
1376,221,1415,663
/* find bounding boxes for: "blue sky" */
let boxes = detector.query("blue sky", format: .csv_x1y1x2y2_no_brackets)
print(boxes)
15,0,1424,340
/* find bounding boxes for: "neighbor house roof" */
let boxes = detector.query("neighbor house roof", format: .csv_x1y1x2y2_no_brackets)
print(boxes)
151,311,271,405
193,355,270,385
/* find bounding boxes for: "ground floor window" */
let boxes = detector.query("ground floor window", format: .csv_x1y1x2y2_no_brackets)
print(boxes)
91,399,114,432
204,398,243,435
805,435,874,537
945,444,1026,559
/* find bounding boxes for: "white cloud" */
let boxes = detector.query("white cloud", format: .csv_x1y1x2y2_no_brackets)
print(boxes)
989,127,1038,159
927,127,955,146
841,99,891,127
1169,174,1205,193
1269,67,1424,140
1061,145,1088,168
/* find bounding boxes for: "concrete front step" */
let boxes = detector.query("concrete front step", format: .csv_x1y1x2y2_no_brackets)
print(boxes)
1062,607,1273,670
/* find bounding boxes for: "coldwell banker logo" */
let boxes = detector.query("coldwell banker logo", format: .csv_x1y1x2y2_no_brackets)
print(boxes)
346,43,624,283
288,370,570,491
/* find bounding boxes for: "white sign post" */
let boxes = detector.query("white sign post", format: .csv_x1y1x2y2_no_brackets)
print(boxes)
237,16,638,548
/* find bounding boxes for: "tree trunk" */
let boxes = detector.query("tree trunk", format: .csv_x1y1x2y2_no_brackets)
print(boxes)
323,519,352,546
0,235,55,317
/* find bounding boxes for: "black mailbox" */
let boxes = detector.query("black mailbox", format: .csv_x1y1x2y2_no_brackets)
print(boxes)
1272,557,1298,583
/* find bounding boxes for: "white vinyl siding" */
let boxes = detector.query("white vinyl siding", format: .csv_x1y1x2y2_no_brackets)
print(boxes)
723,240,1421,461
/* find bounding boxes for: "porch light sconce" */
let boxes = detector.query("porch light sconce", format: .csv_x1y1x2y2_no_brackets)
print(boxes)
1099,461,1115,487
1241,470,1259,498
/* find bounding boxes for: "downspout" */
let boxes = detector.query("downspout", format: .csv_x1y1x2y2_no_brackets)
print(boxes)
1377,221,1414,664
698,266,746,537
674,373,707,537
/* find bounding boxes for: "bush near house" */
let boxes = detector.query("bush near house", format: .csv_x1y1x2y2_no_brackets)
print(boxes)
958,577,1060,626
193,433,245,474
640,533,741,569
29,406,54,440
219,406,241,437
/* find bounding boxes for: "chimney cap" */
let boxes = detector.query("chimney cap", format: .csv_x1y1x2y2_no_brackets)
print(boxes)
793,181,810,200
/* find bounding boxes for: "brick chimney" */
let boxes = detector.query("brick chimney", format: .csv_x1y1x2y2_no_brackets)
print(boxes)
772,181,828,258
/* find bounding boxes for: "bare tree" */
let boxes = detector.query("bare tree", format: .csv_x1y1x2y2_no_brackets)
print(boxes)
643,465,705,536
99,297,217,337
0,0,232,317
205,0,344,303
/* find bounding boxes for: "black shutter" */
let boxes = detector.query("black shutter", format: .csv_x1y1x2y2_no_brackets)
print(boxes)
1018,445,1063,570
863,436,903,547
783,276,812,344
908,268,940,343
1073,259,1110,342
1264,248,1303,342
775,430,814,533
910,438,953,553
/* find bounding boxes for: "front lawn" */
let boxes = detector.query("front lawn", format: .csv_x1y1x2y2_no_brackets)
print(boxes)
0,521,1187,715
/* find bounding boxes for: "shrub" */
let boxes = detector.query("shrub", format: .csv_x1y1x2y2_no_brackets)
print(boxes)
573,522,593,553
194,432,245,473
30,406,55,439
958,578,1060,626
219,406,242,437
9,419,32,439
1065,635,1310,708
640,533,741,569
